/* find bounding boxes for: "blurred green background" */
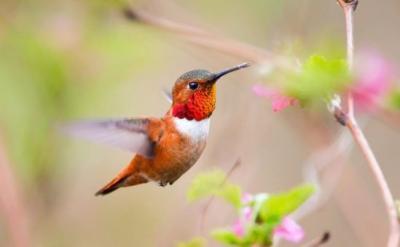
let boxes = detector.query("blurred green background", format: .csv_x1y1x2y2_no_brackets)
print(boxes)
0,0,399,246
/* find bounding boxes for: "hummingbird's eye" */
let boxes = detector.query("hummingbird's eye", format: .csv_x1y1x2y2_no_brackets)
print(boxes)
188,82,199,90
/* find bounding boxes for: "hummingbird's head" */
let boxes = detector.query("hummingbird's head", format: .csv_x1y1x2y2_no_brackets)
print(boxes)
171,63,249,121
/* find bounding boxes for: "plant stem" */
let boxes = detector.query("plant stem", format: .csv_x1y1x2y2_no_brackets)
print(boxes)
199,158,241,233
343,2,355,117
337,1,399,246
345,119,399,247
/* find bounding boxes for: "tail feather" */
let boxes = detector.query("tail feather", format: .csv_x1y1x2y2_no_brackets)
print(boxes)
95,171,149,196
95,176,128,196
96,156,151,196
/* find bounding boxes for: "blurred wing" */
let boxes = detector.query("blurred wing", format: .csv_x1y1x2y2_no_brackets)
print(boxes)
63,118,155,158
162,88,172,103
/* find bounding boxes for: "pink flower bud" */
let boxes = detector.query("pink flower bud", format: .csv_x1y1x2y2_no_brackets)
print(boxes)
232,219,245,237
273,217,304,243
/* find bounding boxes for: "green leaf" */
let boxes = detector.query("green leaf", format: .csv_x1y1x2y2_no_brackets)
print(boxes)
187,170,225,201
177,237,206,247
389,90,400,109
217,184,242,209
212,224,274,247
284,55,351,104
212,229,243,246
243,223,274,247
260,184,315,223
209,185,314,247
187,170,242,209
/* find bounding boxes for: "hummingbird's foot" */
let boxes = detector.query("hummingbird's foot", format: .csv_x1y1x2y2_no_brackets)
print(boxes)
159,181,168,187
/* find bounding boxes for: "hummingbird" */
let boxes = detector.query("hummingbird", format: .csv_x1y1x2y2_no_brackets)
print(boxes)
67,63,249,196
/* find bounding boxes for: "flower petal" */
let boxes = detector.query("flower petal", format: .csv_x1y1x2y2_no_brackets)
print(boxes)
352,53,393,110
242,207,253,221
273,217,304,243
252,84,276,98
252,84,299,112
232,219,245,237
271,95,298,112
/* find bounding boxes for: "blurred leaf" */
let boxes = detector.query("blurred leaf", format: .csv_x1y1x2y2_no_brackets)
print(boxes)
284,55,351,104
219,184,242,209
243,223,273,247
177,237,206,247
260,184,315,223
88,0,127,9
187,170,242,209
205,185,313,247
212,223,273,247
388,89,400,109
187,170,224,200
212,229,242,246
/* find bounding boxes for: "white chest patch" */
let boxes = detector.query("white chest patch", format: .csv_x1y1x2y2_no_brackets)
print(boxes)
173,117,210,141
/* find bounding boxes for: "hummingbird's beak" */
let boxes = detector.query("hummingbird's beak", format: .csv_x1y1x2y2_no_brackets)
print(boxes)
210,63,250,82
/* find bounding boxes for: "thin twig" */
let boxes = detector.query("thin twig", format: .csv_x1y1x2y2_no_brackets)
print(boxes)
199,158,241,234
345,119,400,247
301,232,330,247
343,0,355,116
336,1,400,246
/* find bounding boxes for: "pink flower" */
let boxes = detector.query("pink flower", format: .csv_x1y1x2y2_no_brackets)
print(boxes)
273,217,304,243
232,218,245,237
242,207,252,221
352,53,393,111
232,206,254,237
252,84,299,112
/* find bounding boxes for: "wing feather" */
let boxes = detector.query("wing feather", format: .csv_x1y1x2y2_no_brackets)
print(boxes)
162,88,172,103
63,118,155,158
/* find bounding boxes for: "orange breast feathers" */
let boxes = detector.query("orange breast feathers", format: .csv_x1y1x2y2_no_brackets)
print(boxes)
172,86,216,121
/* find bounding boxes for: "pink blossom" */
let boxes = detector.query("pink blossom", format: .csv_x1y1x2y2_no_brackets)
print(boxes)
232,206,254,237
352,53,393,111
273,217,304,243
242,207,253,221
232,219,245,237
252,84,299,112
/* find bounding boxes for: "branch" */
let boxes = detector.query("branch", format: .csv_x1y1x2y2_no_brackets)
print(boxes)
122,7,294,68
301,232,330,247
345,118,399,247
336,1,399,246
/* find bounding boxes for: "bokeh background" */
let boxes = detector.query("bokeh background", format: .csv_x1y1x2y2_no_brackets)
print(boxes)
0,0,399,246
